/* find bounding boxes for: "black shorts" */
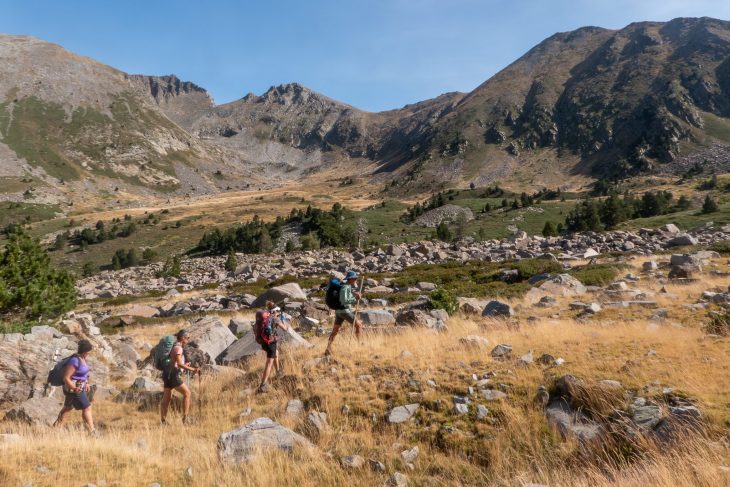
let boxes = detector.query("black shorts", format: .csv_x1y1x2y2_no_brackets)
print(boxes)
63,388,91,410
261,340,278,359
162,367,184,389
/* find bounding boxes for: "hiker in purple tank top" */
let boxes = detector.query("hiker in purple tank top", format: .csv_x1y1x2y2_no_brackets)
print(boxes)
54,339,97,435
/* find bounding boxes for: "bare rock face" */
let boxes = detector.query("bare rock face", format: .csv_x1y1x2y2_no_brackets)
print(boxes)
218,417,314,464
0,331,76,405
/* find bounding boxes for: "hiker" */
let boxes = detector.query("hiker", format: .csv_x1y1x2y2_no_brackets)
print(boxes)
255,301,289,393
53,339,97,435
160,329,200,424
324,270,362,356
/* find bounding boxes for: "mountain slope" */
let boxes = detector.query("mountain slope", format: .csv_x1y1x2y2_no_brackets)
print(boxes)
0,36,264,207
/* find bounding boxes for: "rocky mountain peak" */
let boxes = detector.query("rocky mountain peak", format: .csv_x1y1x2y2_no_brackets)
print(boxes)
128,74,210,103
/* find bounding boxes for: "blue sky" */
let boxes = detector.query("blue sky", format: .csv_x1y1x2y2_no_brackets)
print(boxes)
3,0,730,111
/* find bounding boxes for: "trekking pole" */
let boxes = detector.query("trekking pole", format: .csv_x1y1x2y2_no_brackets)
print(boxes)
197,369,202,419
352,275,365,341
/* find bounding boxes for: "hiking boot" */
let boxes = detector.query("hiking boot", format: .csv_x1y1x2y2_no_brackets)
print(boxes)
88,429,100,438
257,383,270,394
182,416,197,425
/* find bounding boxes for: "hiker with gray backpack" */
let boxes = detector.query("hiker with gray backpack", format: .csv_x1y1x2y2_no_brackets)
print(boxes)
50,339,98,435
156,329,200,424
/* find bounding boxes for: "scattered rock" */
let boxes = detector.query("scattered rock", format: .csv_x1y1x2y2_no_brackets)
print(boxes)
218,417,314,464
401,446,419,463
388,404,420,424
340,455,366,469
490,344,512,358
459,335,489,348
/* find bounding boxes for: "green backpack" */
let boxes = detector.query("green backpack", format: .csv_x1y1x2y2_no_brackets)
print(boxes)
154,335,176,371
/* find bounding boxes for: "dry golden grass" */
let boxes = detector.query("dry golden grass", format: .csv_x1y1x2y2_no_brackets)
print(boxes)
2,262,730,486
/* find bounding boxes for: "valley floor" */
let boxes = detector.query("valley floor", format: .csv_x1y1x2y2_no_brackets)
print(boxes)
1,259,730,486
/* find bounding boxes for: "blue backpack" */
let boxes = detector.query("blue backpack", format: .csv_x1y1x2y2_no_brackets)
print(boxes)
325,278,344,310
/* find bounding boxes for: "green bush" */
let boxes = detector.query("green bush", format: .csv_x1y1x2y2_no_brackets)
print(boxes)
569,264,622,286
82,262,97,277
709,240,730,254
512,258,563,280
428,288,458,315
0,230,77,326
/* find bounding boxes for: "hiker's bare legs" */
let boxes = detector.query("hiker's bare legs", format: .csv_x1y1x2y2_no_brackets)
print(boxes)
260,357,275,387
325,324,342,354
160,388,173,422
81,406,94,431
274,355,282,376
176,383,192,420
354,319,362,341
54,406,73,427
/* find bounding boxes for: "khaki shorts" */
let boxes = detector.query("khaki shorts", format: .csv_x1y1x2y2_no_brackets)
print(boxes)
334,310,356,326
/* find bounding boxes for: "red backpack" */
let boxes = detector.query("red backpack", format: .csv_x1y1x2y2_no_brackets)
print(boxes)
254,310,275,345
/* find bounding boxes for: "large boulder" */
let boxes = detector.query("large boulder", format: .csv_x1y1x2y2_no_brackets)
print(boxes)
299,301,331,323
482,301,514,318
124,305,160,318
217,327,311,365
5,396,62,426
359,310,396,326
251,283,307,308
186,317,237,364
218,417,314,464
538,274,587,296
396,310,437,328
665,234,698,248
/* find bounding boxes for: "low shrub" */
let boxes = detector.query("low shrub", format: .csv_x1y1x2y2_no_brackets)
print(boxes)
428,288,459,315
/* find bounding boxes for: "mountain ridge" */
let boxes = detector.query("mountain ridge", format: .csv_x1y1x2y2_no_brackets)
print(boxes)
2,17,730,208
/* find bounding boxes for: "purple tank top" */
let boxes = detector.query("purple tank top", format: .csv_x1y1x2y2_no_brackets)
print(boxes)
67,356,90,382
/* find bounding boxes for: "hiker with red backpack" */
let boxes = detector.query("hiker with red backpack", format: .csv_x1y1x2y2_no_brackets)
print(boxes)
158,329,200,424
255,301,289,393
52,339,97,435
324,270,362,356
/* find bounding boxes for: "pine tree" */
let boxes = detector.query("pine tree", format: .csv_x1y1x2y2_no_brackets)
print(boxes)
0,230,77,325
542,221,557,237
702,194,719,214
436,222,452,242
224,249,237,272
454,213,468,240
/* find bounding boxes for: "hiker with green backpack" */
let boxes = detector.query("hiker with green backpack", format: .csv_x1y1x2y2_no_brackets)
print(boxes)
51,339,97,435
156,329,200,425
324,271,363,356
